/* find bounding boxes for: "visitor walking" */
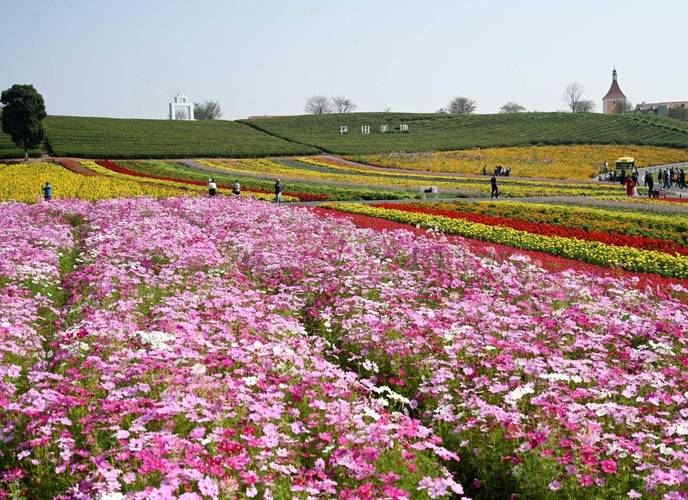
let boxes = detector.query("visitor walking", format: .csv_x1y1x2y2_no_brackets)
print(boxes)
232,179,241,196
657,170,663,188
680,169,687,189
208,178,217,197
643,171,649,187
42,182,52,201
490,174,499,199
625,176,635,197
274,179,283,204
646,171,654,198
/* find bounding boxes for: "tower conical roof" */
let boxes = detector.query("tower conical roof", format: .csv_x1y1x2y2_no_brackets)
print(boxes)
603,69,626,100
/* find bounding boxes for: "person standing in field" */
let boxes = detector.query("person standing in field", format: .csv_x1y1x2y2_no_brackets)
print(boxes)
625,175,635,197
208,178,217,197
274,179,283,204
646,171,654,198
232,179,241,196
42,182,52,201
680,169,687,189
490,174,499,199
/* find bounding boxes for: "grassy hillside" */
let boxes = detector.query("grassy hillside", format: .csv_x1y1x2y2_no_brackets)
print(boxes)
0,129,42,159
242,112,688,155
44,116,318,158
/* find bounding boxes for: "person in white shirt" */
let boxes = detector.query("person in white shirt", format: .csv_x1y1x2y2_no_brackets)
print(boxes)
208,178,217,197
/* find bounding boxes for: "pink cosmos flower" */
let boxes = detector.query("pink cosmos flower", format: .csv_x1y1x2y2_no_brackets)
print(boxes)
600,460,617,474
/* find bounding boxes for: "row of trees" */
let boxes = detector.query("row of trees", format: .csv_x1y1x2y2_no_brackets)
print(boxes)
437,83,608,116
304,95,357,115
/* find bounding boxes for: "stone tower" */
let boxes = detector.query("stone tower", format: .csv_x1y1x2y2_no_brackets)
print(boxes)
602,69,627,114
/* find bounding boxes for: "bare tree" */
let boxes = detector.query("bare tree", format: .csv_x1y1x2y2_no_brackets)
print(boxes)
447,96,477,115
305,95,333,115
499,102,526,113
193,100,223,120
331,96,357,114
562,83,594,113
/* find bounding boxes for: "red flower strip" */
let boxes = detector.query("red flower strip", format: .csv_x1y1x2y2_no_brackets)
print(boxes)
371,203,688,256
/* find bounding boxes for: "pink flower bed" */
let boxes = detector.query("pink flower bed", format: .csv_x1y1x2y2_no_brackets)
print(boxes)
1,198,459,499
2,196,688,498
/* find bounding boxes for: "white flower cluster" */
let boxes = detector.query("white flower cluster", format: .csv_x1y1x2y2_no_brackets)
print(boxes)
138,330,175,351
505,383,535,405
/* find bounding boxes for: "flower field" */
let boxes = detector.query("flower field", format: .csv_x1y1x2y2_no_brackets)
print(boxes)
115,159,416,201
326,203,688,278
0,163,186,202
383,201,688,251
2,196,687,498
201,157,627,199
87,160,291,202
352,145,688,180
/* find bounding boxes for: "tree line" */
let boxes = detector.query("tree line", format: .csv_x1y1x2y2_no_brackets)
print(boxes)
303,83,616,115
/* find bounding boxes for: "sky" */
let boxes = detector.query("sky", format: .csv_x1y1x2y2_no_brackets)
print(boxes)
2,0,687,120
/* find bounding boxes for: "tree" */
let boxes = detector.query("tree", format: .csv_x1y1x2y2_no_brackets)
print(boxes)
614,100,634,114
331,96,356,114
577,100,596,113
562,83,594,113
193,100,223,120
499,102,526,113
447,96,476,115
1,84,46,159
304,95,333,115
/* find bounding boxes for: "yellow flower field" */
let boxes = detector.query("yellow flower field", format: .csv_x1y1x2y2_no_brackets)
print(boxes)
201,158,626,198
351,145,688,180
0,162,187,202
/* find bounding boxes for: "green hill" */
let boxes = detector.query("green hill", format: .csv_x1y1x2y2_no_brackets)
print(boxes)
0,131,42,159
42,116,318,158
242,112,688,155
2,112,688,159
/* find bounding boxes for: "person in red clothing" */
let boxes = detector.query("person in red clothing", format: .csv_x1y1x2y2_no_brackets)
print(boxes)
625,176,635,197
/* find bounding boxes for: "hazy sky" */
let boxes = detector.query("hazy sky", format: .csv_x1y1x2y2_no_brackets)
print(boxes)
2,0,687,120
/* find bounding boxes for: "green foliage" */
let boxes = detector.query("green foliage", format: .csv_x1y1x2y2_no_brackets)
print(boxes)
243,112,688,155
0,84,47,157
43,115,317,158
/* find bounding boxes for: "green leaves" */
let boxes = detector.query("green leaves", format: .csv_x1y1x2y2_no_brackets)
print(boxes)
0,84,47,154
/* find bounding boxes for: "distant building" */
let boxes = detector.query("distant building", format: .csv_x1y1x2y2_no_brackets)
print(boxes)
602,68,627,114
169,92,194,120
636,100,688,117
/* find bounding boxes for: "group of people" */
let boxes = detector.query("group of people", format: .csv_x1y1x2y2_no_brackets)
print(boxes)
623,168,687,198
656,168,687,189
483,165,511,177
207,178,284,203
39,178,286,204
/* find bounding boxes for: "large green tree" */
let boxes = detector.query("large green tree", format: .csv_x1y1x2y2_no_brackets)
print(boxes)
1,84,47,159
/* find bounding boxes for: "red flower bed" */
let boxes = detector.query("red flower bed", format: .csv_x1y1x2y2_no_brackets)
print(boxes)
57,159,98,176
312,207,688,299
371,203,688,256
658,197,688,204
95,160,329,201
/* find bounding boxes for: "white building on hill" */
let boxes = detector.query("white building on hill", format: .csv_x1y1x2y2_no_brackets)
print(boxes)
169,92,194,120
